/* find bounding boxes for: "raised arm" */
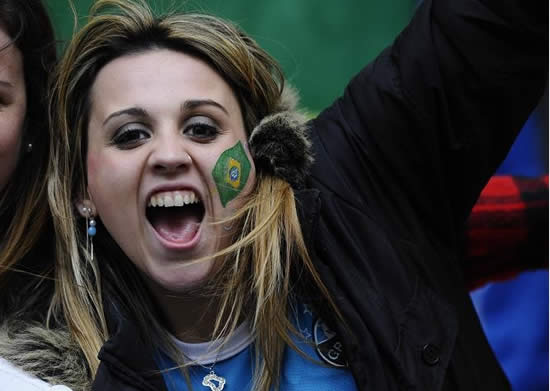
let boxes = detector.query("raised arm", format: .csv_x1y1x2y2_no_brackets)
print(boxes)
311,0,547,248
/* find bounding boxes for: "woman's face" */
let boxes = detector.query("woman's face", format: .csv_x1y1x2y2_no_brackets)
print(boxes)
0,27,26,192
85,49,256,293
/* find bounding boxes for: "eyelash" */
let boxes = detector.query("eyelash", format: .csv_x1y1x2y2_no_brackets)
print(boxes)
111,127,150,149
183,121,220,141
110,117,221,149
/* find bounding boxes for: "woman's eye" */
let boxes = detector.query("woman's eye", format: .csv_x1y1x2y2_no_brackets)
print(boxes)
112,126,150,148
0,95,12,107
184,117,220,141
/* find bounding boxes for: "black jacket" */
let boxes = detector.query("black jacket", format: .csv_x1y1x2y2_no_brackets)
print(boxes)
92,0,548,390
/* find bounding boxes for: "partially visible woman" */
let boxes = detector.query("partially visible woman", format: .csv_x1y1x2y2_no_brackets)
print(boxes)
0,1,80,390
0,0,55,309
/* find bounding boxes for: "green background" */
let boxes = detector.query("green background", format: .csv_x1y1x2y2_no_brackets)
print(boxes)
45,0,414,113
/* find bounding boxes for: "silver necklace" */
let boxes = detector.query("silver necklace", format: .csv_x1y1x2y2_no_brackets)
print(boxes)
198,358,226,391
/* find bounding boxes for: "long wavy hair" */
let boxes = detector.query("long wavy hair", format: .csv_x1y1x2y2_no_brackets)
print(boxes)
48,1,338,389
0,0,57,318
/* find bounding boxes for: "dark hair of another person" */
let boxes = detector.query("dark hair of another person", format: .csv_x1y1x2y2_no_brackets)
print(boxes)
0,0,57,318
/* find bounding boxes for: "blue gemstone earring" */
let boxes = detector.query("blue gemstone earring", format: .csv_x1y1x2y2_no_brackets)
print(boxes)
88,217,97,237
83,207,96,261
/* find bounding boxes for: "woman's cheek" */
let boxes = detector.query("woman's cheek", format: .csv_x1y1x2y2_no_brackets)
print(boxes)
210,140,252,208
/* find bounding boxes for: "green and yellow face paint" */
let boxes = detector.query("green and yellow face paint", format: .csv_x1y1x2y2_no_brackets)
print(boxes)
211,141,251,207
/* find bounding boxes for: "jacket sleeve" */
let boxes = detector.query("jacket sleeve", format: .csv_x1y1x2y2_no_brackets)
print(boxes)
311,0,547,248
463,175,549,290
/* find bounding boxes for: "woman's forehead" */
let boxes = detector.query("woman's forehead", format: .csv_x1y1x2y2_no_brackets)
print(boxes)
89,49,239,113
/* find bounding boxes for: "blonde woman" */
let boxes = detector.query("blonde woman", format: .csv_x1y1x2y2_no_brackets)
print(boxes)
45,0,546,390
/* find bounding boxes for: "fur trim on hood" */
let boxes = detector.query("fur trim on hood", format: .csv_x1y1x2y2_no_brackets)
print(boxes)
249,85,313,189
0,320,91,390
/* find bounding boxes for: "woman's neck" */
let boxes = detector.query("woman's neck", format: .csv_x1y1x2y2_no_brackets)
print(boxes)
148,282,222,343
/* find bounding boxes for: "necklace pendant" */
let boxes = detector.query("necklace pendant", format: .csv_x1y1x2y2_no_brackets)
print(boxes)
202,371,226,391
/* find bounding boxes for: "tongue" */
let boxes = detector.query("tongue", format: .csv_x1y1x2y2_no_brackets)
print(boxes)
149,208,200,243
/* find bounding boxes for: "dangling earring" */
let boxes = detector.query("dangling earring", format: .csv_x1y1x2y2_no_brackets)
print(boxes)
83,207,96,261
26,143,33,153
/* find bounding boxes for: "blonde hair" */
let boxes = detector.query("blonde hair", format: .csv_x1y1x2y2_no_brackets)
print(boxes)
48,1,339,389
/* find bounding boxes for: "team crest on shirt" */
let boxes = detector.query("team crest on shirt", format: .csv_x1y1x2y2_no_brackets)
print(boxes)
313,318,348,368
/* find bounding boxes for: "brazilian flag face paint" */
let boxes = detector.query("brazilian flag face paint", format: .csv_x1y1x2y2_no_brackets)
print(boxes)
212,141,251,207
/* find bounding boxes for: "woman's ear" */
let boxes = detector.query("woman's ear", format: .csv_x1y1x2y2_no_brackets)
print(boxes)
75,198,96,218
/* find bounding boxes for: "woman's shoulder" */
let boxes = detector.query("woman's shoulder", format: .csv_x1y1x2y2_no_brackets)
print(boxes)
0,357,73,390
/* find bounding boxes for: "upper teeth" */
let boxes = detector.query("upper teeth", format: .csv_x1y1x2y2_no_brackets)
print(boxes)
148,190,200,207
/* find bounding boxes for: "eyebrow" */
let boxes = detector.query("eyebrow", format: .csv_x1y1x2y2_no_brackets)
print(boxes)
101,99,228,126
181,99,228,115
103,107,148,126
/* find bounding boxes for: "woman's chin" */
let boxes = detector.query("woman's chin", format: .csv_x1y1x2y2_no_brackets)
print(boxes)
146,259,215,294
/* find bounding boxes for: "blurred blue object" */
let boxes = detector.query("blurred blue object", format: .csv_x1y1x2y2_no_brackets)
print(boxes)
471,271,549,391
497,111,548,175
471,93,548,391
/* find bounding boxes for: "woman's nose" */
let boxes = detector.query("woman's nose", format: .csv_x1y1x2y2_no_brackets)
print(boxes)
149,133,192,174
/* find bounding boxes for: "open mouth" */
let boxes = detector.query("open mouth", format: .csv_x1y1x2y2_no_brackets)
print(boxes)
146,190,205,245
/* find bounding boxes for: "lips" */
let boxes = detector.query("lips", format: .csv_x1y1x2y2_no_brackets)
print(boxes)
146,189,205,247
